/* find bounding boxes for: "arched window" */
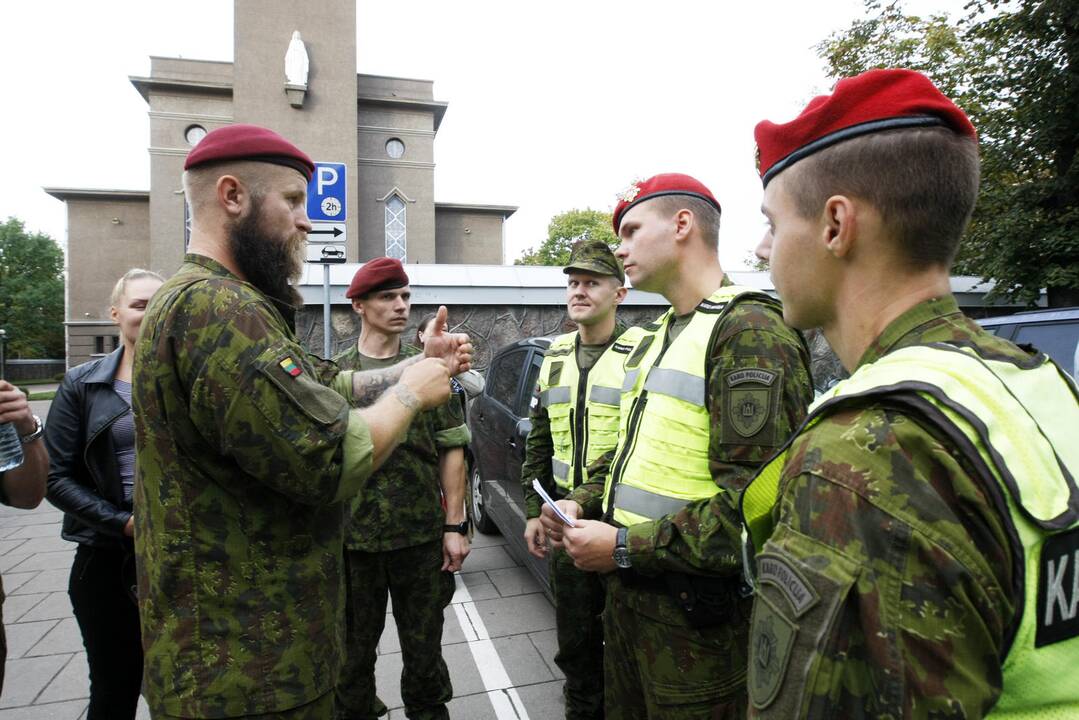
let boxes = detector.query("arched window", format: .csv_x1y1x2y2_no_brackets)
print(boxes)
385,195,406,260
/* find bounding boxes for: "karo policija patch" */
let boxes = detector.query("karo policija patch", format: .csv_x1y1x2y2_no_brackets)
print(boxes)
1037,525,1079,648
758,554,819,618
279,356,303,377
726,369,777,438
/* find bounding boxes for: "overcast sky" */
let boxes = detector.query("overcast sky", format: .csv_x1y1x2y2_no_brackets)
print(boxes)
2,0,962,270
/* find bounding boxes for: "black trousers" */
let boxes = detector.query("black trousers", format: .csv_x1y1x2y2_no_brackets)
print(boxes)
68,544,143,720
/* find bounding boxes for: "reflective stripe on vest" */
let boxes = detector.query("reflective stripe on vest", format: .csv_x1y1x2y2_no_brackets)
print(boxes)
740,342,1079,718
537,329,639,492
604,286,771,526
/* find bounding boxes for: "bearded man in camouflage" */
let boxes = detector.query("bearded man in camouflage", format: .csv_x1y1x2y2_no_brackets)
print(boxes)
133,124,470,719
332,257,470,720
742,69,1079,717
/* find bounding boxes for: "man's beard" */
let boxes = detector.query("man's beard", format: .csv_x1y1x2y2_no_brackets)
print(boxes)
227,198,306,310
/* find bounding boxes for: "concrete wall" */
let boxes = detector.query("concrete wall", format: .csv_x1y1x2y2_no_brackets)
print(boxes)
234,0,358,259
435,208,505,264
146,58,235,275
356,104,436,262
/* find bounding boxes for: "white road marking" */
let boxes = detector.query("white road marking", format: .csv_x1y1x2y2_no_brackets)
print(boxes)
452,574,532,719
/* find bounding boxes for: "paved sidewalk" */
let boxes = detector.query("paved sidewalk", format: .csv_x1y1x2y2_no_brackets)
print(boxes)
0,502,566,718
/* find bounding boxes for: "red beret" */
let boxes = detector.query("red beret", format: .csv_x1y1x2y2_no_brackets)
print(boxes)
755,68,976,187
612,173,721,233
184,123,315,181
346,257,410,299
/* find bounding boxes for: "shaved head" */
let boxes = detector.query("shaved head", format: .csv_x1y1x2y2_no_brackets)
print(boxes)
182,160,293,218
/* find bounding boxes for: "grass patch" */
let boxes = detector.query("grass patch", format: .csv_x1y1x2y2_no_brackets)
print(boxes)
27,391,56,401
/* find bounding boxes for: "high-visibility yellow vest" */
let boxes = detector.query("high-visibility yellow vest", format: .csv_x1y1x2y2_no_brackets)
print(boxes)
603,286,776,526
741,342,1079,718
537,328,640,492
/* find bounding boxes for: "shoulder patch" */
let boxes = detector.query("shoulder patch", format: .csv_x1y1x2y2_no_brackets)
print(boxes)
749,592,796,710
727,369,778,387
545,346,573,358
757,554,818,618
696,298,729,314
278,356,303,377
1037,525,1079,648
643,321,663,332
612,342,634,354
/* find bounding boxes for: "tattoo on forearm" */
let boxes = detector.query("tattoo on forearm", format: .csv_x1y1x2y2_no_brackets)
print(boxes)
350,354,422,407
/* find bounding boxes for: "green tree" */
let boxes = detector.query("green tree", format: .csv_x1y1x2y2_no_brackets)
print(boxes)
818,0,1079,306
0,218,65,358
515,208,618,266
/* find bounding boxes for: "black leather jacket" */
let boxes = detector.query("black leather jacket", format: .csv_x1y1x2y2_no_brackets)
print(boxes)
45,347,134,546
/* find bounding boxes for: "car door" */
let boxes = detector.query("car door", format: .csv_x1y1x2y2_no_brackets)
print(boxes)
473,347,529,520
501,348,545,520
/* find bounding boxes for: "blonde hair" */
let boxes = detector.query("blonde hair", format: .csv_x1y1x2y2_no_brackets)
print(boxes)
110,268,165,306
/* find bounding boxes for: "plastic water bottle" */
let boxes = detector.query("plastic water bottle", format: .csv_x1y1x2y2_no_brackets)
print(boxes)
0,422,23,473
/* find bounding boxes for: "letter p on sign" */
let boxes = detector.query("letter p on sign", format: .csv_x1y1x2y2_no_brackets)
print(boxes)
307,162,347,222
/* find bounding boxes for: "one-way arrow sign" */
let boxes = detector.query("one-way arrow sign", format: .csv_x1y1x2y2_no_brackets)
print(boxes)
309,226,343,239
307,222,346,244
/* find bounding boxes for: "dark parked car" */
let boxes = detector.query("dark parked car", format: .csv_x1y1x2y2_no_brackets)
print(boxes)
468,337,551,592
978,307,1079,378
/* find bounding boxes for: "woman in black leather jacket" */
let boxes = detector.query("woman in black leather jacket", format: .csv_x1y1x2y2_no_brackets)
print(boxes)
45,269,163,719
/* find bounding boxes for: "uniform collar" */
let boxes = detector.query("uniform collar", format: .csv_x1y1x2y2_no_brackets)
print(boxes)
855,295,964,369
182,252,238,279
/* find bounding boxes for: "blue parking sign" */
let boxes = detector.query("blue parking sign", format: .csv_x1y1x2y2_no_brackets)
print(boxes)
307,162,347,222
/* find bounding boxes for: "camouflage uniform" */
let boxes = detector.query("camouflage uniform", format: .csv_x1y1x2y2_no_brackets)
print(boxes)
744,296,1037,718
133,254,374,718
332,343,470,720
521,321,628,720
571,277,814,720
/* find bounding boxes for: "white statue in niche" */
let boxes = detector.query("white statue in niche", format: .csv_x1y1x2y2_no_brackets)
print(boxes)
285,31,309,88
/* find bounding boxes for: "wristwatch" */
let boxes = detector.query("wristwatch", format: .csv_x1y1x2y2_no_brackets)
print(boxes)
613,526,632,569
19,415,44,445
443,520,470,535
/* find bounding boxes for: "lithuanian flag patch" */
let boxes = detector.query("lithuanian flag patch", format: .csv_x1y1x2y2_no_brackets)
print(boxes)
279,357,303,377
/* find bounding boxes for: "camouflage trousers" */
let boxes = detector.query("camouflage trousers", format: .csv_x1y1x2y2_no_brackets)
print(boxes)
602,573,749,720
334,540,456,720
549,546,605,720
154,692,333,719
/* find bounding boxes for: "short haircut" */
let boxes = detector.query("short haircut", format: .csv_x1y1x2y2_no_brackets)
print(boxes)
783,126,980,268
648,195,721,248
181,160,279,217
110,268,164,306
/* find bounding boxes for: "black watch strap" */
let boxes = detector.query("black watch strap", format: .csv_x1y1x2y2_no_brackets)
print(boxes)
443,520,469,535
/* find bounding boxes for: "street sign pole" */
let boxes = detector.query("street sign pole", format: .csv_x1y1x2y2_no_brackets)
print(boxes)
323,264,332,358
306,161,348,358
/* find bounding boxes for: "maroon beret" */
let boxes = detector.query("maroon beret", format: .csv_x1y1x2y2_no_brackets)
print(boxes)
612,173,721,233
346,257,410,299
755,68,976,187
184,123,315,181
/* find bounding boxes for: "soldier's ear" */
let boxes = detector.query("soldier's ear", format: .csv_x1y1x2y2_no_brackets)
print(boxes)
613,285,628,305
217,175,246,218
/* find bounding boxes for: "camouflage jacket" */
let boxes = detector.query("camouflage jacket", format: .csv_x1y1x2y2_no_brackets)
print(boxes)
747,296,1024,718
570,279,814,582
132,254,374,718
520,321,627,520
333,343,470,552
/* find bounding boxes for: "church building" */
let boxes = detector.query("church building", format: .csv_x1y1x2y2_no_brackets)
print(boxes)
46,0,516,367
